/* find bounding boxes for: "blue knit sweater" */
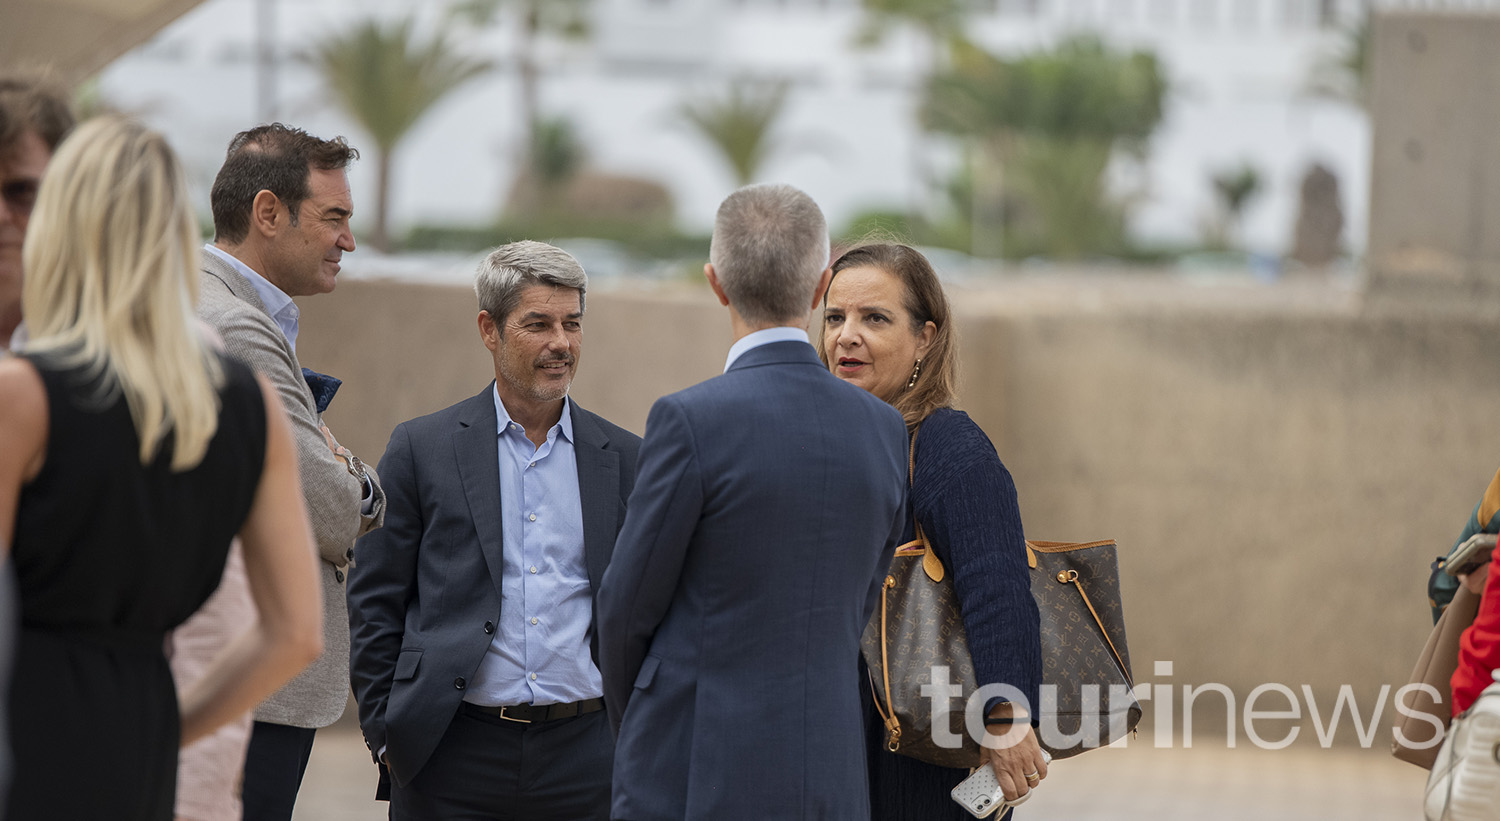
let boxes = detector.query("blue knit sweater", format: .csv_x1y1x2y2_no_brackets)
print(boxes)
865,407,1042,820
911,408,1042,713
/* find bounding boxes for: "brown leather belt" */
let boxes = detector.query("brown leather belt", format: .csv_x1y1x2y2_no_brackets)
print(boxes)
462,697,605,724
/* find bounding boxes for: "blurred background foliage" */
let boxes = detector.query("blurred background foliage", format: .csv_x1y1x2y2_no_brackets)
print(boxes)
299,0,1364,268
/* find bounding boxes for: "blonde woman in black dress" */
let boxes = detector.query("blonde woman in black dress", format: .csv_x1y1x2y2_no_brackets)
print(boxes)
0,116,323,820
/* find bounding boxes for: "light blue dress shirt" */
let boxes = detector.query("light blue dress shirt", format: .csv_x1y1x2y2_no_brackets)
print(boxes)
467,387,602,706
723,325,813,372
204,244,300,353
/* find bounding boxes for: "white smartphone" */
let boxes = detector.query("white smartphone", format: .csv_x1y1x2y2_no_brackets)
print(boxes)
950,764,1020,818
950,751,1052,820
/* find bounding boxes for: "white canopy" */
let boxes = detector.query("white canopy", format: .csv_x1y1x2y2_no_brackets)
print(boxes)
0,0,208,81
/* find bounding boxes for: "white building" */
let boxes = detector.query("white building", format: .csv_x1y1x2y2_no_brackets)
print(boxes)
96,0,1500,258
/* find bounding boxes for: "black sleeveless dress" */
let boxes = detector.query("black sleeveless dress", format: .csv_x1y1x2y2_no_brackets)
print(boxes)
7,352,266,820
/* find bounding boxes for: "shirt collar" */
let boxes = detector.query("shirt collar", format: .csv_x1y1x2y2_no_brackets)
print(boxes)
492,383,573,443
723,326,812,372
204,244,300,351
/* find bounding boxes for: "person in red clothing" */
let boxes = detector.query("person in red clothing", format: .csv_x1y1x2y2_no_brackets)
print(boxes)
1451,547,1500,715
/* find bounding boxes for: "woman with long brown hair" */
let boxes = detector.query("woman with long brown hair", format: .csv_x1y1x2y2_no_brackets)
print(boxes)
820,242,1046,819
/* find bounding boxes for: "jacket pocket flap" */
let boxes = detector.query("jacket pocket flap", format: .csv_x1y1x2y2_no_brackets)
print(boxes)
634,655,661,690
393,649,422,681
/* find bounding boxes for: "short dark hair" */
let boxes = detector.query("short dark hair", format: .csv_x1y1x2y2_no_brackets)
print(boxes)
209,123,358,244
0,72,75,154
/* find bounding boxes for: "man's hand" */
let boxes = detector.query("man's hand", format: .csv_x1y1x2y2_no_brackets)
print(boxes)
981,704,1049,802
319,422,344,457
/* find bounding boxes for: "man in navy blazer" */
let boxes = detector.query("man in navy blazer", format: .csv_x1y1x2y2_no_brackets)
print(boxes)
348,241,640,819
597,184,909,820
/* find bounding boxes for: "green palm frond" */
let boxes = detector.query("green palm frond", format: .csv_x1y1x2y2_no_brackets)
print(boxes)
449,0,592,40
678,79,791,187
313,18,491,154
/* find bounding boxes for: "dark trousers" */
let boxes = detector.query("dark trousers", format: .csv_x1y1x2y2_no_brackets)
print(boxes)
241,721,318,821
391,704,613,821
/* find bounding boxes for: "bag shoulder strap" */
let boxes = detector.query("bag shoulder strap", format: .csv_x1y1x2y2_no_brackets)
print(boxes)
900,424,943,582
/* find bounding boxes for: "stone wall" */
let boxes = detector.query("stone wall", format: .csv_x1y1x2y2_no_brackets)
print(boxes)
298,275,1499,743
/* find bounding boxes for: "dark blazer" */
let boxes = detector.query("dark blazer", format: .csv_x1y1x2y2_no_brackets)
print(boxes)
347,385,640,788
597,341,909,820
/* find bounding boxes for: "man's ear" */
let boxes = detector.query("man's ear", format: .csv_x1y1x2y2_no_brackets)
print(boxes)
704,263,731,307
478,310,500,352
810,266,833,311
250,189,283,238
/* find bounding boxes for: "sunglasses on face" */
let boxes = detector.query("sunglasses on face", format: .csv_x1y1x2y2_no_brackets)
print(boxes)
1,178,39,216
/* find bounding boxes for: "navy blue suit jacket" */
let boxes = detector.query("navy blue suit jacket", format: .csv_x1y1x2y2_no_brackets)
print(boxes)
347,386,640,788
597,340,908,820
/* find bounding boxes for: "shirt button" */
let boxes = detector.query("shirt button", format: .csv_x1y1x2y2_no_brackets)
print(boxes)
483,621,494,634
530,617,539,625
530,672,537,681
528,513,536,522
335,570,345,583
529,462,536,468
529,566,538,574
510,423,519,431
454,677,466,690
346,547,354,561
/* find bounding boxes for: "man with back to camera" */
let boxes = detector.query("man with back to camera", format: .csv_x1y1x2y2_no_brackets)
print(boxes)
0,73,73,354
596,183,910,819
197,123,387,820
347,241,641,819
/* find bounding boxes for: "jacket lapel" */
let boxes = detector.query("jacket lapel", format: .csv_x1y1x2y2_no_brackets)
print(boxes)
201,247,270,314
453,386,507,596
570,403,620,592
200,248,316,414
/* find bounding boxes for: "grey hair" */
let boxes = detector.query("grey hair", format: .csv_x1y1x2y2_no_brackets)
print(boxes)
474,240,588,326
708,183,829,325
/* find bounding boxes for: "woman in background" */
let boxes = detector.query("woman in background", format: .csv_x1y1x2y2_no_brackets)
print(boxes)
0,116,323,820
820,242,1047,819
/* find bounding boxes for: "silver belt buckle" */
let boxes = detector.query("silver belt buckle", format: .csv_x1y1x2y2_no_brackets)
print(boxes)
498,705,532,724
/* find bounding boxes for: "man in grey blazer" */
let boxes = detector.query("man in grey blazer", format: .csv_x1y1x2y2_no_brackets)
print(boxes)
196,123,386,821
348,241,641,819
597,184,909,820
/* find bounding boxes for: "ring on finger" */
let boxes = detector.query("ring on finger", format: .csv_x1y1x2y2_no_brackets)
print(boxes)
1024,771,1040,782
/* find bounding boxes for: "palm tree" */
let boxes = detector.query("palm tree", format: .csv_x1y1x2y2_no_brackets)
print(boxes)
1307,16,1371,111
856,0,974,73
678,78,791,188
1209,163,1262,249
450,0,592,162
313,18,489,252
923,36,1168,258
855,0,980,217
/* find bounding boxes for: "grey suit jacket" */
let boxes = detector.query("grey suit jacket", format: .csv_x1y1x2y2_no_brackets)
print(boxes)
197,248,386,728
346,385,640,787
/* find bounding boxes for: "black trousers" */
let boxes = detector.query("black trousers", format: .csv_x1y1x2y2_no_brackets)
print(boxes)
241,721,318,821
391,704,613,821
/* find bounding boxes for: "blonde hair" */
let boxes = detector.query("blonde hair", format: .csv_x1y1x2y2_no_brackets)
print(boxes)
22,116,223,470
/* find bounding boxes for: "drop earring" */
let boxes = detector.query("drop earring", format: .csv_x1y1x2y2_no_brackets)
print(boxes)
906,358,923,389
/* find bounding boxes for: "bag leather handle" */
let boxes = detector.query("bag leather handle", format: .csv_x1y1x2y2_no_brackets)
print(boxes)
870,423,932,753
